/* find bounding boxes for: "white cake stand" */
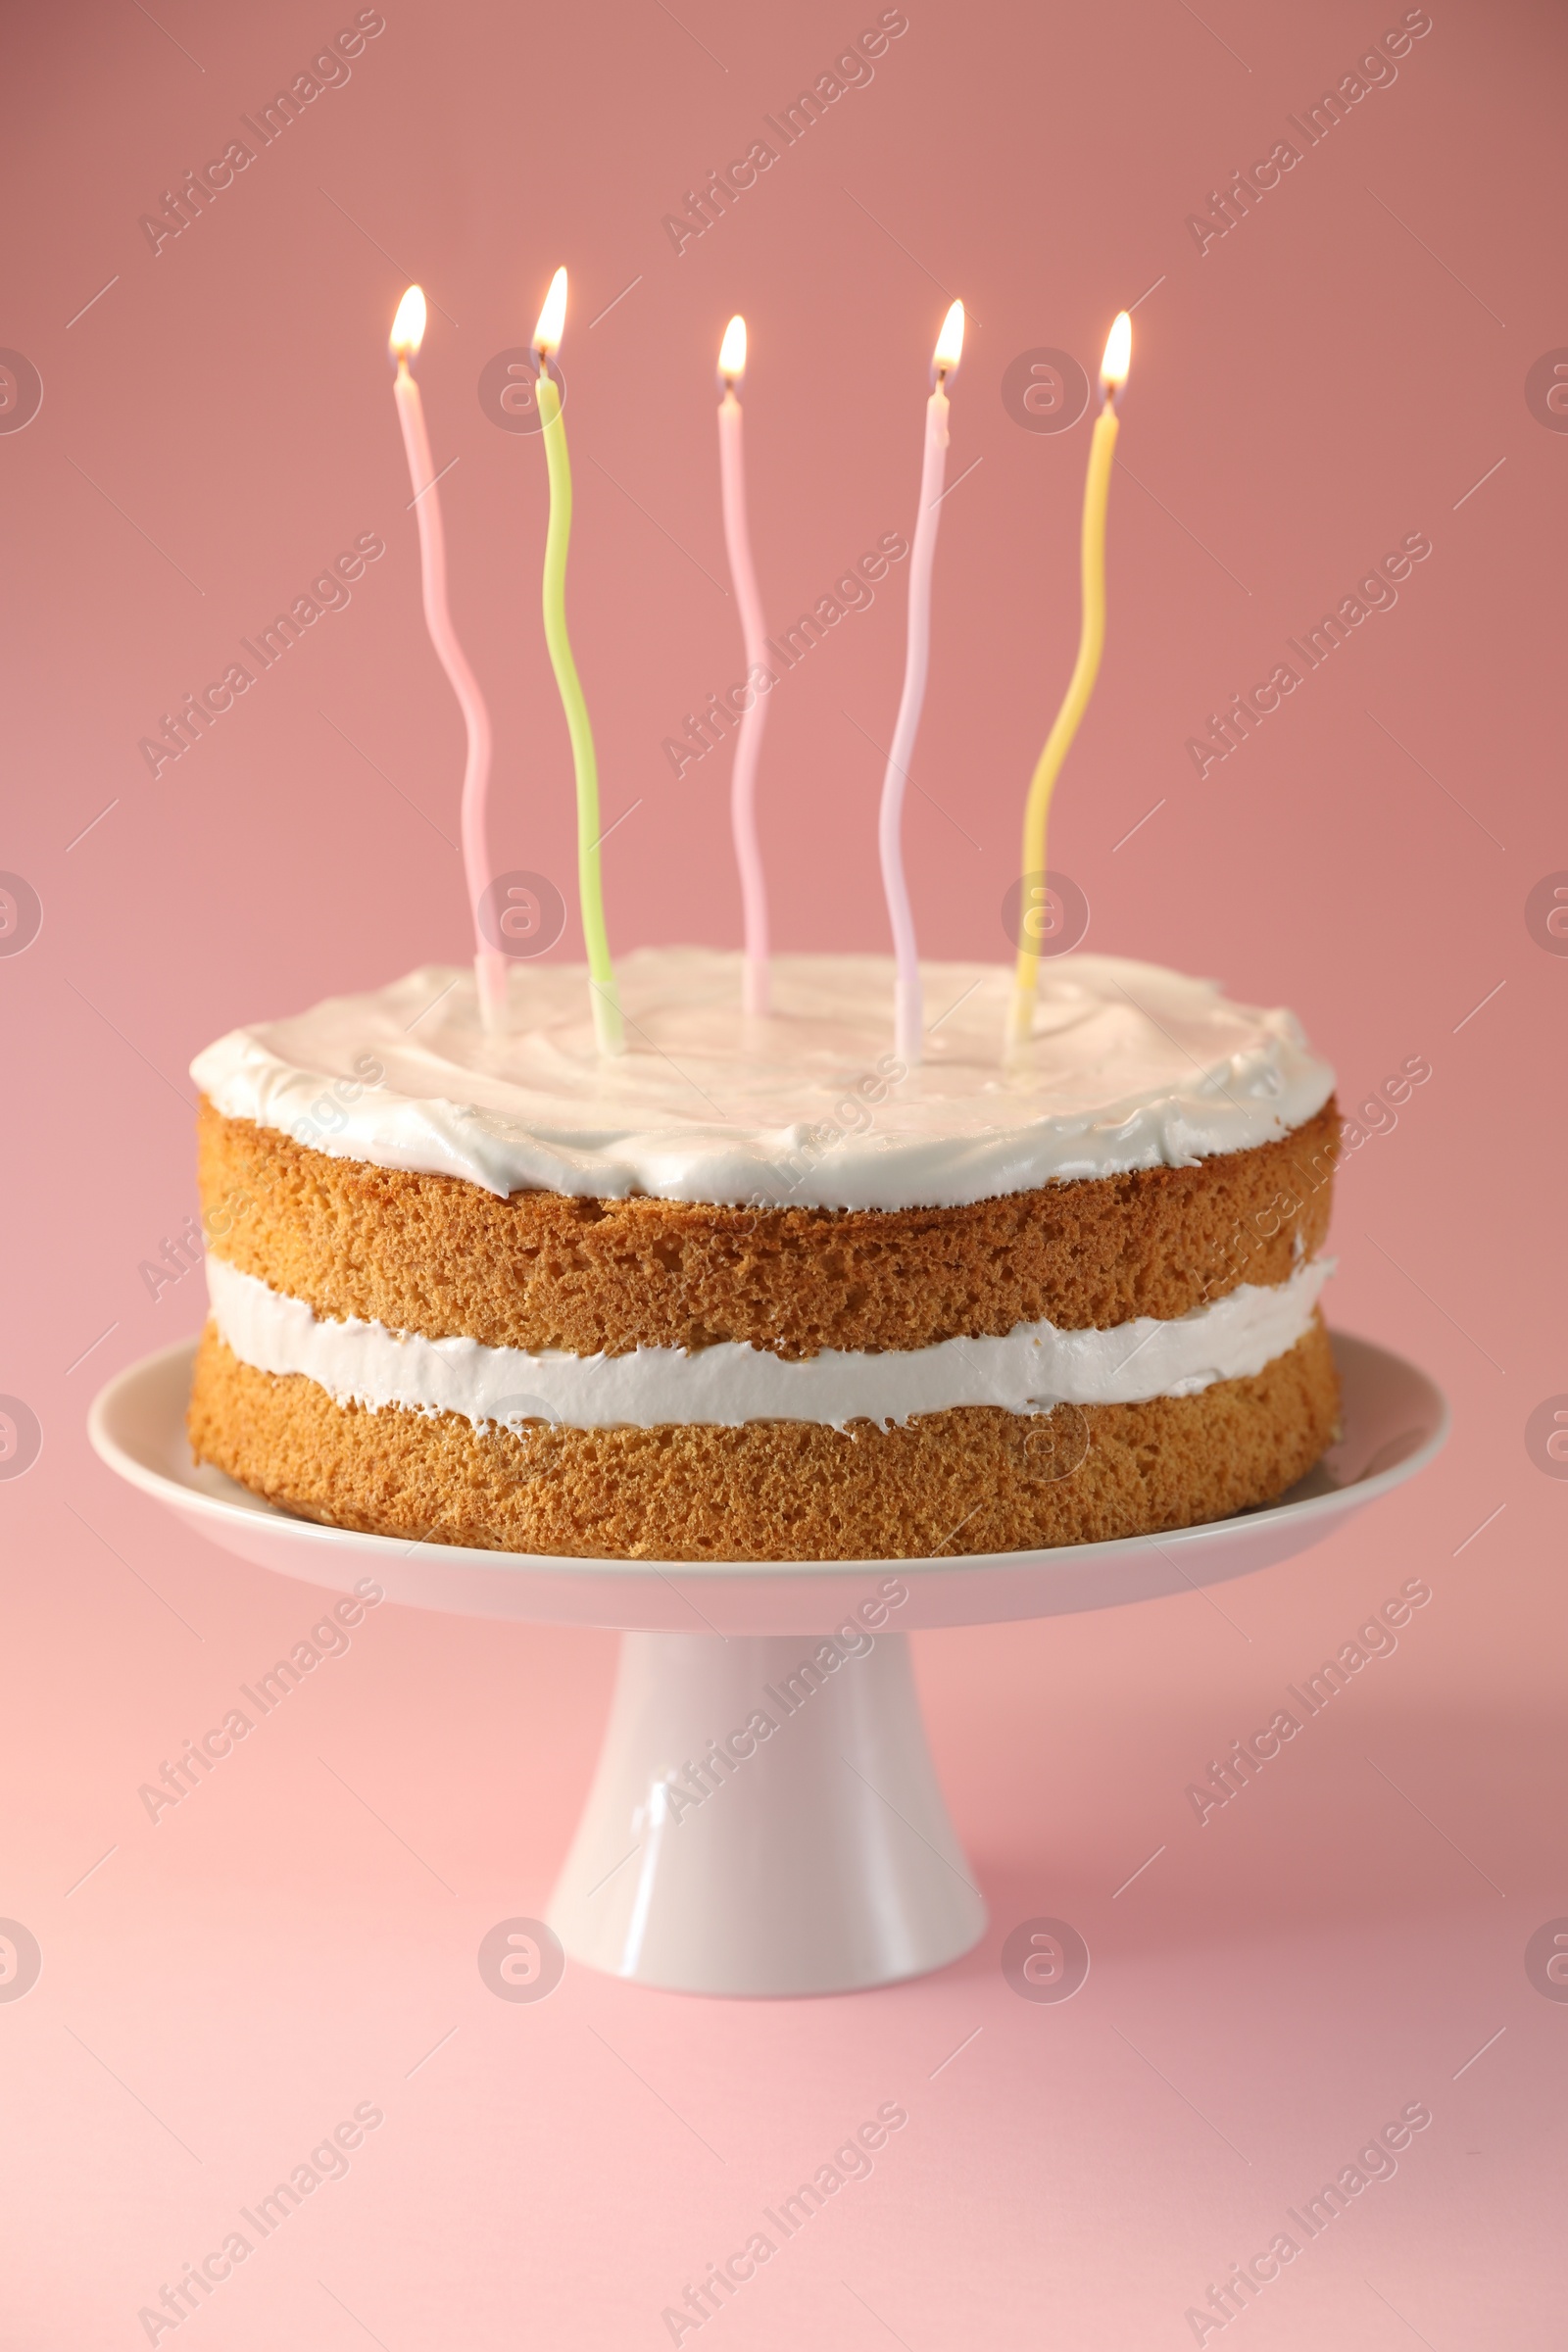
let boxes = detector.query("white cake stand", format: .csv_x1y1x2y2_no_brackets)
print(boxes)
88,1333,1445,1998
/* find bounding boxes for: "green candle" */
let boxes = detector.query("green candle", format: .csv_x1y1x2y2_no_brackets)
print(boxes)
533,267,622,1056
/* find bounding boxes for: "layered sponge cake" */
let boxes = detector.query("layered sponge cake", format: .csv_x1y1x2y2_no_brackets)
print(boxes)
186,949,1340,1561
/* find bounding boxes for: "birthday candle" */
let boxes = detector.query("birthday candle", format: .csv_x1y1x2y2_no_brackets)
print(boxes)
531,267,623,1056
1006,310,1132,1053
878,299,964,1067
388,286,507,1030
715,315,772,1017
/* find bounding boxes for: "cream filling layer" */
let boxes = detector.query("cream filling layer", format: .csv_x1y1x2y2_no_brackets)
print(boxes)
205,1253,1332,1433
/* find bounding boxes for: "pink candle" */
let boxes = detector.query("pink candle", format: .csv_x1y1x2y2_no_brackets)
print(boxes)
877,299,964,1066
715,315,771,1017
388,286,506,1030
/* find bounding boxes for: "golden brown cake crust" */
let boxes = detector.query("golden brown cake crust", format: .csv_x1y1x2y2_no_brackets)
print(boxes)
197,1096,1338,1359
187,1315,1341,1563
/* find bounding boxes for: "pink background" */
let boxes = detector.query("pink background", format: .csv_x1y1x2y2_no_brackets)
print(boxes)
3,0,1565,2341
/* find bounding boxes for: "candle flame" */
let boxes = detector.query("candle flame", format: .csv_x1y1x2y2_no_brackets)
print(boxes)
718,314,747,384
389,284,426,361
1101,310,1132,393
533,266,568,359
933,299,965,377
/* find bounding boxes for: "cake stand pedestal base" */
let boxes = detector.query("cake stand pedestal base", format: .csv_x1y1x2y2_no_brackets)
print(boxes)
548,1630,984,1996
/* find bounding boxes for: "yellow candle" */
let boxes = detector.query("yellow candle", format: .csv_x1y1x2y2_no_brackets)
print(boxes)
532,266,623,1056
1007,310,1132,1052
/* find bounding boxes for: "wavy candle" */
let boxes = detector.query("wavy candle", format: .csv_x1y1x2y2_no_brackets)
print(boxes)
388,286,507,1031
531,267,623,1057
878,299,964,1067
1007,310,1132,1054
716,314,772,1017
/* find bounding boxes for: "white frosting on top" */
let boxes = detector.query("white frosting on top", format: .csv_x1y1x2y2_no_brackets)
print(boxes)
206,1253,1331,1432
191,948,1333,1212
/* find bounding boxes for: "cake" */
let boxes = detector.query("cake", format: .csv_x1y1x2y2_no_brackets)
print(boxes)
185,948,1340,1561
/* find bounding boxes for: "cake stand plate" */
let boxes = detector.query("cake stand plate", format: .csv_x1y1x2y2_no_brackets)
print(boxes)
89,1332,1446,1997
